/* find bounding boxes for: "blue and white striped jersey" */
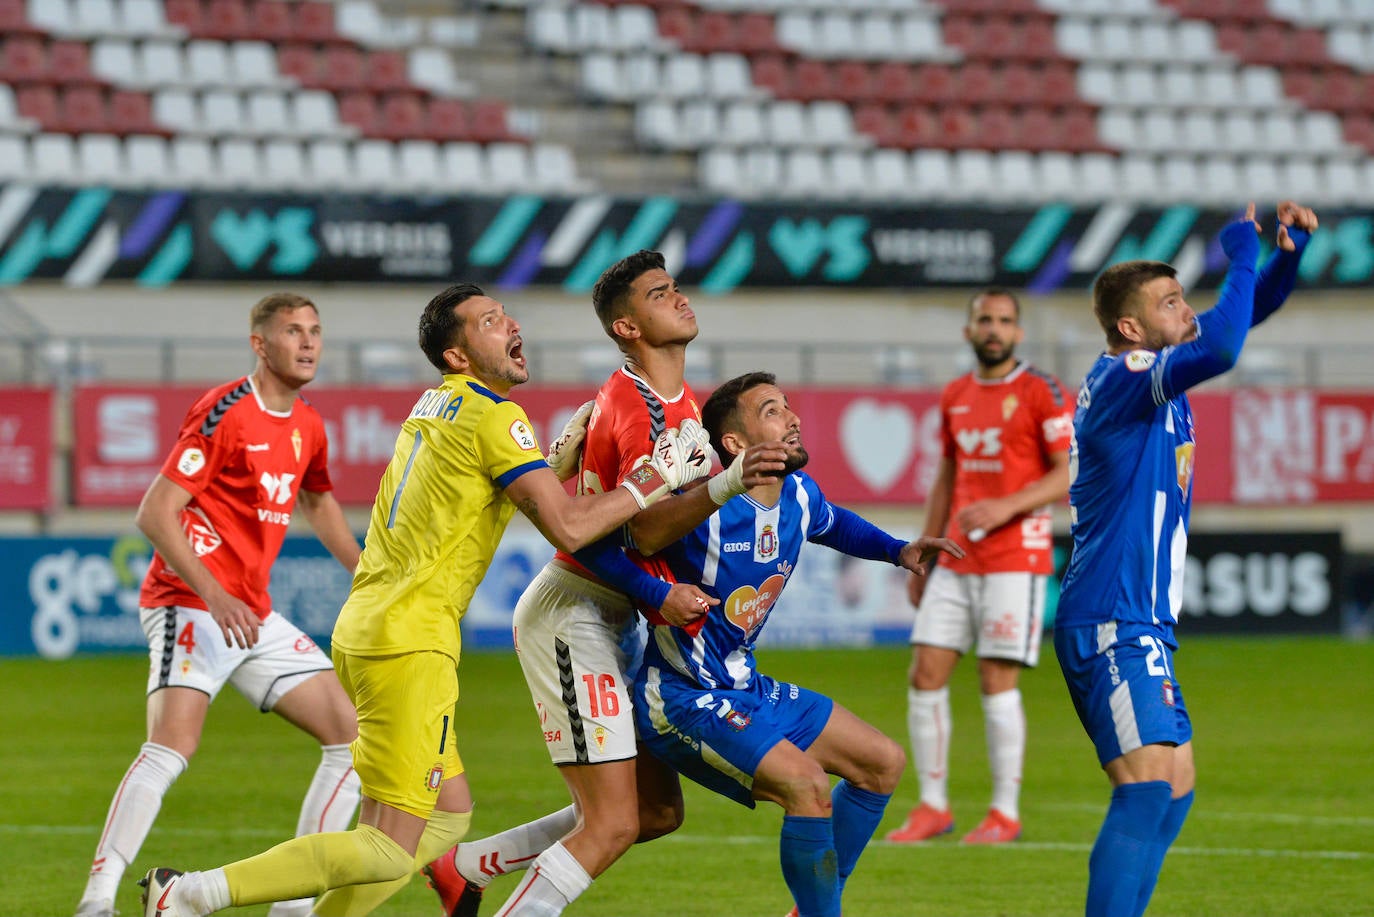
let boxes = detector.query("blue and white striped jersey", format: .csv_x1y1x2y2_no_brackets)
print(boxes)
1056,348,1198,633
643,471,838,690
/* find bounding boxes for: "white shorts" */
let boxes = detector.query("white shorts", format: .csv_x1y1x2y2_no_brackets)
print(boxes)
908,567,1045,666
141,606,334,711
513,563,643,765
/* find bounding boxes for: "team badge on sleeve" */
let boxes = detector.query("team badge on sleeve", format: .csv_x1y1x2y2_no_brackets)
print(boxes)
1125,350,1157,372
508,419,538,451
177,447,206,475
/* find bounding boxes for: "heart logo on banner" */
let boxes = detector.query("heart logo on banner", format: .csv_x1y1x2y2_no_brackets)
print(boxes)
839,399,916,493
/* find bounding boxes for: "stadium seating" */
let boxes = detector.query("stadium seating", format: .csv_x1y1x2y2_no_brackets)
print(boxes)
0,0,1371,201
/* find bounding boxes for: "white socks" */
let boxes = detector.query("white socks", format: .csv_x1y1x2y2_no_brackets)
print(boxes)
982,688,1025,820
78,742,188,908
907,687,951,812
456,806,578,888
492,841,591,917
267,744,360,917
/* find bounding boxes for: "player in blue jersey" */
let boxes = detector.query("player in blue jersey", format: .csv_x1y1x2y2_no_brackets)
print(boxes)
1056,201,1317,917
626,372,962,917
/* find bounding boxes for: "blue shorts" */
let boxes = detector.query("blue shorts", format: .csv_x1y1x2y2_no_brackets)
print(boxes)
633,666,834,808
1054,621,1192,767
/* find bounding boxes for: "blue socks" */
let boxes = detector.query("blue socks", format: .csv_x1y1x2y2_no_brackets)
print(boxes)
1086,781,1171,917
1133,790,1193,917
830,780,891,895
780,815,839,917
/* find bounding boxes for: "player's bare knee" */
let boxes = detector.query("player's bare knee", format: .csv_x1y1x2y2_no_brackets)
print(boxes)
636,796,683,841
873,737,906,793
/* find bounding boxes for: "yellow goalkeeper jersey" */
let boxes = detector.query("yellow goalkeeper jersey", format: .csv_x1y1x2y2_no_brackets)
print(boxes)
330,373,547,661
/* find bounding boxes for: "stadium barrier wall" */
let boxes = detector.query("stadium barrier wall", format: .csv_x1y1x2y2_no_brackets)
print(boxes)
5,384,1374,510
0,529,1343,660
1,187,1372,292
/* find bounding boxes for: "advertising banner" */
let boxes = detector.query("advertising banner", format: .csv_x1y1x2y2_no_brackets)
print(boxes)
3,186,1372,292
0,387,51,510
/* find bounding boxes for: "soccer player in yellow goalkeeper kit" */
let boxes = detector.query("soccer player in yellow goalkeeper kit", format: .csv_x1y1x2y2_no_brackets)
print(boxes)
137,283,715,917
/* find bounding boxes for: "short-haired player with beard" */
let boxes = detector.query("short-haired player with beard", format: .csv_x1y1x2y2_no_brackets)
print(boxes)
630,372,962,917
887,288,1073,846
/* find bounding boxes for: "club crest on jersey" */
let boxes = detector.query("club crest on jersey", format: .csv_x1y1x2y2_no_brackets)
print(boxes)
593,727,607,752
291,428,302,461
1002,394,1018,421
756,523,778,562
508,419,538,451
1161,679,1175,707
726,710,751,732
427,765,444,791
1175,442,1195,494
1125,350,1157,372
177,447,206,476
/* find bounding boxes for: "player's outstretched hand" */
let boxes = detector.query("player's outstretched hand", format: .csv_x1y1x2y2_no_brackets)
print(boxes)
658,583,719,628
707,441,788,505
898,536,966,577
206,590,259,649
545,399,594,482
1219,202,1262,263
1275,200,1318,251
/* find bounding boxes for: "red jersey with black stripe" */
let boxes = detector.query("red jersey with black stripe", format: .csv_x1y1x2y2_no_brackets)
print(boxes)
554,366,702,620
139,376,334,619
940,362,1072,575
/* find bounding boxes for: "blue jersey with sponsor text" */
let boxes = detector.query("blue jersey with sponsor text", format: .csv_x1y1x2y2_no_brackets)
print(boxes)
641,471,839,690
1056,348,1197,636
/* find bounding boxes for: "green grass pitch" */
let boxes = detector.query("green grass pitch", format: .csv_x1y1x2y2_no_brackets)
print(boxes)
3,636,1371,916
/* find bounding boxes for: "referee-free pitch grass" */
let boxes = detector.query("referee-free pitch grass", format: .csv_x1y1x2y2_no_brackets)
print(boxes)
3,637,1370,917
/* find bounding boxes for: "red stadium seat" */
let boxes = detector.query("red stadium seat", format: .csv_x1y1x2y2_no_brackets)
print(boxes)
202,0,251,41
695,12,738,53
750,55,792,98
956,62,1000,105
735,13,780,55
975,105,1017,149
60,86,109,132
832,61,874,103
376,92,425,140
1244,22,1291,67
0,0,44,36
937,104,980,149
163,0,203,32
276,43,318,84
319,45,366,91
942,15,978,53
248,0,295,41
1039,62,1079,106
789,59,835,101
2,35,48,82
1342,114,1374,152
1059,106,1101,153
656,6,695,48
1213,21,1248,55
468,99,515,142
426,96,472,141
894,105,938,149
1017,106,1057,152
367,51,410,92
337,91,379,132
852,103,898,146
293,2,339,43
999,62,1038,105
911,63,957,105
1018,18,1058,62
1318,70,1361,113
110,90,167,135
16,84,59,128
978,17,1021,60
872,62,916,104
1290,28,1328,62
49,41,102,87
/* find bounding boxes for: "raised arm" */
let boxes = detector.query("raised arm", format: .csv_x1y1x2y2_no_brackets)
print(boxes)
1252,201,1317,327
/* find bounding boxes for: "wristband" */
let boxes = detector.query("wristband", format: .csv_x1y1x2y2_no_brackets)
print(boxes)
707,459,746,505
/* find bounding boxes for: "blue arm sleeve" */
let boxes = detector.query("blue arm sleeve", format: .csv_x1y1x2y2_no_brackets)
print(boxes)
1156,223,1259,402
809,505,906,565
1251,227,1310,327
573,536,672,609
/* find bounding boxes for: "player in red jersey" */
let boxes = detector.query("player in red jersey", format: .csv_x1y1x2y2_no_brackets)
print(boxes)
423,251,787,917
74,294,362,917
887,288,1072,846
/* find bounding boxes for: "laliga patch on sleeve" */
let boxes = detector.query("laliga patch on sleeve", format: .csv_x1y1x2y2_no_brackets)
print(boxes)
177,447,206,476
1125,350,1157,372
508,419,538,452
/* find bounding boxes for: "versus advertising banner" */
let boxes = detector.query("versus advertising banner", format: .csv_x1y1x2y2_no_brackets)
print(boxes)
61,383,1374,509
0,387,51,510
0,527,1341,658
2,186,1372,291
